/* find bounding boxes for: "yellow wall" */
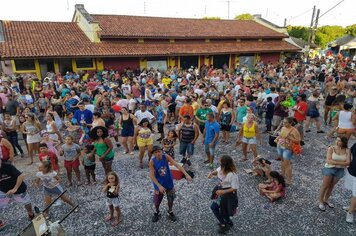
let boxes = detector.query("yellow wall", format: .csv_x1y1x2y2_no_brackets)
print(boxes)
11,59,41,79
140,58,147,70
204,56,209,66
235,55,240,68
73,10,101,42
54,60,60,73
96,58,104,71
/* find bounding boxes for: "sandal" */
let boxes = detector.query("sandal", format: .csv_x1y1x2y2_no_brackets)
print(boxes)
105,215,113,222
325,202,335,208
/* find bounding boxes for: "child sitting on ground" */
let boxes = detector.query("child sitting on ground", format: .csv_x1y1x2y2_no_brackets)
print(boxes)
252,158,272,183
258,171,286,202
82,144,96,185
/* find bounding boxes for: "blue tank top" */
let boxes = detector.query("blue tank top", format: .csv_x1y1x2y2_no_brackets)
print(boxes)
152,154,174,191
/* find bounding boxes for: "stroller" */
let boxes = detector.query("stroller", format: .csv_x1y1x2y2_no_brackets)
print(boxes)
18,190,78,236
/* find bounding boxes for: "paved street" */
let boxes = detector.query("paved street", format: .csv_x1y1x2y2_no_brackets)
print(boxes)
2,126,356,236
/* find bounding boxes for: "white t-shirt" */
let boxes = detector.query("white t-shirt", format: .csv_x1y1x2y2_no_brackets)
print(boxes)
264,93,279,104
121,84,131,95
36,171,59,189
134,110,154,123
85,104,95,113
175,95,186,107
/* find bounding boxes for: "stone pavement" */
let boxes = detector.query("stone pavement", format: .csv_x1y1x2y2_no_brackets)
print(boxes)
2,126,356,236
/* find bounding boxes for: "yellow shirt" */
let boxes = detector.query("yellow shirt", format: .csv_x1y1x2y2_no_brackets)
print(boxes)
243,122,256,138
162,77,172,88
192,101,200,113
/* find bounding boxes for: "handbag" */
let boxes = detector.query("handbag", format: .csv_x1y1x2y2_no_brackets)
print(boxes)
269,134,277,147
291,142,303,155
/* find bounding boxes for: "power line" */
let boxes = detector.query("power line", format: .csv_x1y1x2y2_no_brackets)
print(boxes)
319,0,345,19
289,8,313,21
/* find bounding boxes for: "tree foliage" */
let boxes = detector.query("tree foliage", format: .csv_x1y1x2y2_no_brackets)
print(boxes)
287,25,355,48
234,13,253,20
202,16,221,20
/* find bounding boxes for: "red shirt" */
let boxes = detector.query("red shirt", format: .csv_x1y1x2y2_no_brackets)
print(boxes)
38,151,59,171
179,105,194,119
294,101,308,122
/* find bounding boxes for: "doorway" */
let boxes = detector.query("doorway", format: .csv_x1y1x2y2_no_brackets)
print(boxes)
180,56,199,69
58,59,73,74
213,54,230,69
39,59,55,78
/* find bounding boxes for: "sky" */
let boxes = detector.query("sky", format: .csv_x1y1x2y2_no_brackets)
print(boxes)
0,0,355,27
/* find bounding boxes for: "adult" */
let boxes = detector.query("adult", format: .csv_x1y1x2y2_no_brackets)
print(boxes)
149,145,192,222
272,93,289,131
218,101,235,143
319,137,350,211
208,155,239,234
195,100,213,133
119,107,137,155
237,114,261,161
334,103,355,140
236,99,248,127
5,95,20,118
344,142,356,223
46,113,61,142
2,113,23,157
90,126,115,176
21,113,41,165
177,115,199,166
275,117,301,185
134,118,153,169
0,161,35,226
293,94,308,145
134,103,155,124
0,132,14,162
73,102,93,126
203,113,220,169
305,91,324,133
178,98,194,121
324,87,338,125
92,112,106,129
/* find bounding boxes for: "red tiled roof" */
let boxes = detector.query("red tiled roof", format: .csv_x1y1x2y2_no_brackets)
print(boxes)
0,21,97,58
0,21,298,59
92,15,287,39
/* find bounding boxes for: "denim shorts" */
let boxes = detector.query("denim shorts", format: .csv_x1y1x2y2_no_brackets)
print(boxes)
179,142,195,156
322,167,345,178
44,185,64,197
277,145,293,161
205,143,217,156
242,137,257,144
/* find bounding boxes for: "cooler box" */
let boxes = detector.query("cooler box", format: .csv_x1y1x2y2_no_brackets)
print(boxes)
169,163,184,180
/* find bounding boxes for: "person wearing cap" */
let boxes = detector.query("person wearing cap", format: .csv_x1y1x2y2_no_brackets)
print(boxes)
293,94,308,145
203,113,220,169
149,145,192,223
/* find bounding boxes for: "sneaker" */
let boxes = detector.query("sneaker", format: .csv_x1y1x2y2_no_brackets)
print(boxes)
346,212,354,223
203,159,210,164
208,163,214,169
343,206,349,211
186,159,192,166
317,130,325,133
116,143,121,147
305,130,311,133
167,211,177,222
227,221,234,227
300,141,305,146
180,158,187,164
318,203,326,211
152,212,160,222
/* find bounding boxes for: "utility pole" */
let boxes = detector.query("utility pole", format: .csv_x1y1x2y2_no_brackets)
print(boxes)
311,9,320,44
144,1,147,15
227,0,230,19
308,6,316,43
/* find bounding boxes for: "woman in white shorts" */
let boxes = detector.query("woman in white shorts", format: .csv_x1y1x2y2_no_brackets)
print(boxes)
21,113,41,165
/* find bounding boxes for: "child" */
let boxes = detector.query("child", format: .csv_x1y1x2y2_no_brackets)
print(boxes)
40,131,60,157
82,144,96,185
103,172,121,227
155,100,165,142
35,161,77,219
264,97,274,132
60,136,82,187
38,143,59,173
161,130,177,159
252,158,272,183
258,171,286,202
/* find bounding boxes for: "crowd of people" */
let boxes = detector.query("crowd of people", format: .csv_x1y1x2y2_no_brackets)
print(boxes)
1,54,356,234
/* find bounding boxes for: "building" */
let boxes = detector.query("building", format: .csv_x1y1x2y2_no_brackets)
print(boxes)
328,34,356,58
0,4,298,78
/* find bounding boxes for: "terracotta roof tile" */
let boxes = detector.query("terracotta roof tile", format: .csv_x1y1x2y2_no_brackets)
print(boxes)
92,15,287,39
0,21,298,59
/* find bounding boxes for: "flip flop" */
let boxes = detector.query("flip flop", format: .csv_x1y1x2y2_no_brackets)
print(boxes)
325,202,335,208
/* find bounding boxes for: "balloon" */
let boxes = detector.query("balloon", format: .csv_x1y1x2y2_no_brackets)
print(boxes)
112,105,122,112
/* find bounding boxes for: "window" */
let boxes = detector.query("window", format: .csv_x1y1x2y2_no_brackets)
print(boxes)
76,58,94,68
14,59,36,71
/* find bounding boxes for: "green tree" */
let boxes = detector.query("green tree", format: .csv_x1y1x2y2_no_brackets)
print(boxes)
234,13,253,20
345,24,356,36
202,16,221,20
315,25,346,48
287,26,310,41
